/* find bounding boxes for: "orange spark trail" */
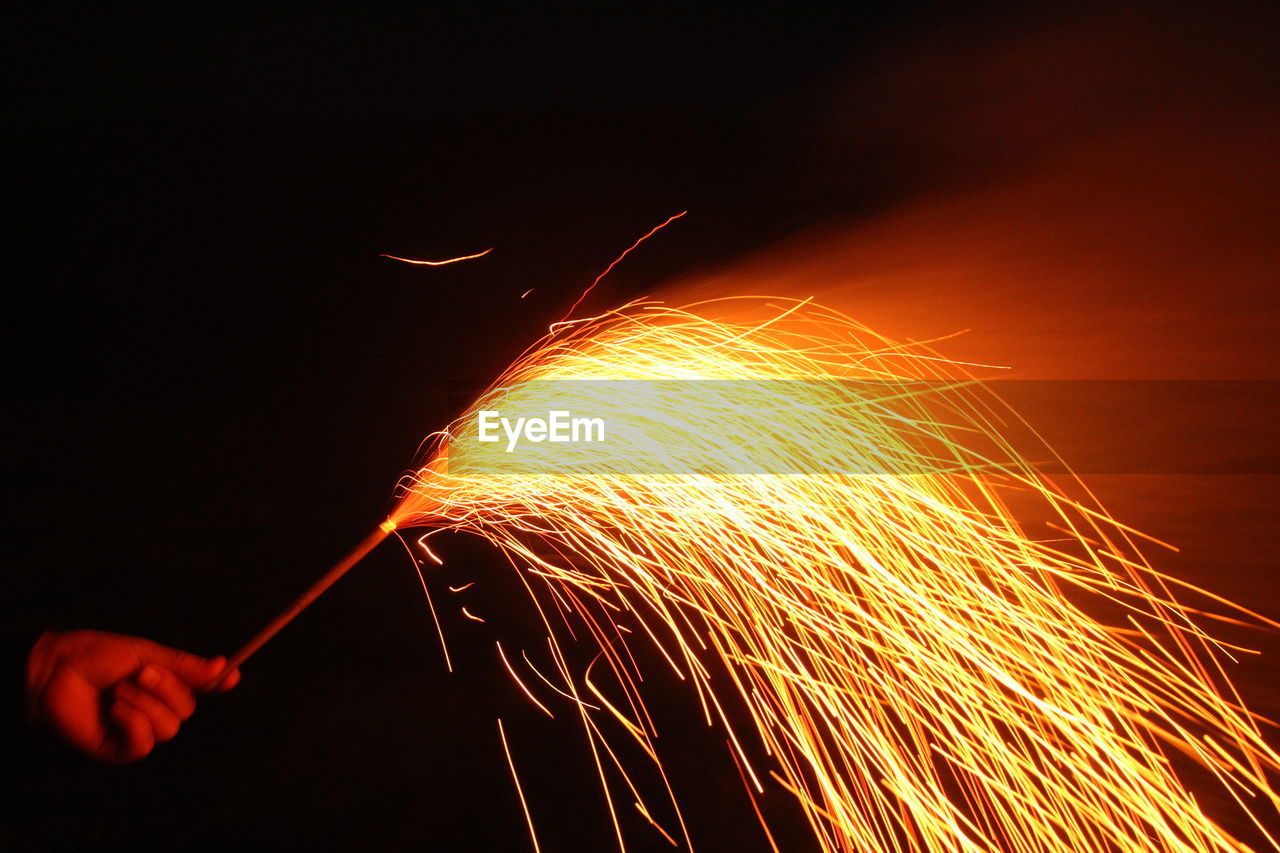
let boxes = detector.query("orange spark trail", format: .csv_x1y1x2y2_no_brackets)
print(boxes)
381,247,493,265
498,718,543,853
561,211,687,319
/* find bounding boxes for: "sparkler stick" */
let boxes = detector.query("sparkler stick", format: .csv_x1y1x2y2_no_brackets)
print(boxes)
213,519,398,686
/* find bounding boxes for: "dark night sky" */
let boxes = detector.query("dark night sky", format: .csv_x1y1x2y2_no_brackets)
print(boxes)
4,2,1278,851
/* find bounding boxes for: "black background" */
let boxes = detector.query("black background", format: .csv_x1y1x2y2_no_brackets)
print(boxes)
4,3,1277,852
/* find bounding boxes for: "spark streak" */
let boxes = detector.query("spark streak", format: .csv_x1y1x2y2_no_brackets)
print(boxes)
561,211,687,319
498,718,543,853
381,248,493,265
390,297,1280,852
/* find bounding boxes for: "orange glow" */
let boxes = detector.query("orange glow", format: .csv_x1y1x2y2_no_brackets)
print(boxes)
386,297,1280,852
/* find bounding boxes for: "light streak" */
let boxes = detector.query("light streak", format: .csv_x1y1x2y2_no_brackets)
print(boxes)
498,718,543,853
393,531,452,673
381,248,493,265
390,297,1280,852
497,641,555,719
635,799,679,847
561,211,687,320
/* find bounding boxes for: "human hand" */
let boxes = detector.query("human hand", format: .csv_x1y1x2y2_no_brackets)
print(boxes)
25,629,240,762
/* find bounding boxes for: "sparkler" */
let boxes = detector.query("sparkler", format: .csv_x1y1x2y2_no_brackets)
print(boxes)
226,293,1279,851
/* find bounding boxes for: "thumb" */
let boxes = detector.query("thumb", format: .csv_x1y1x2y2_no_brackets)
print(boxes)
204,657,241,693
130,639,225,687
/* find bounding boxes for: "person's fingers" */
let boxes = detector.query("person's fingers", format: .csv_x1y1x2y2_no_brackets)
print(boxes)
130,639,224,687
105,696,155,762
208,661,241,693
38,665,108,757
134,665,196,719
113,682,181,742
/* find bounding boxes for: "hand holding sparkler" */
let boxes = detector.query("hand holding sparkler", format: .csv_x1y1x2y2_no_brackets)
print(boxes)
25,630,239,762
